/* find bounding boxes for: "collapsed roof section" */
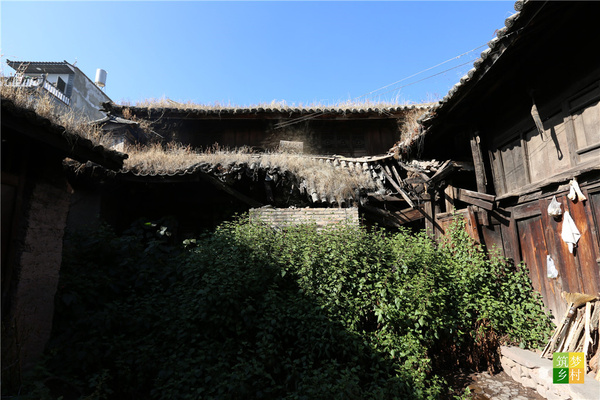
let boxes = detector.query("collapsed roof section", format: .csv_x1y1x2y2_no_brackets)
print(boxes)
66,148,475,229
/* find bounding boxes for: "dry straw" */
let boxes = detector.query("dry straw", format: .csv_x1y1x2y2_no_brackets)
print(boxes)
124,143,383,201
1,78,111,147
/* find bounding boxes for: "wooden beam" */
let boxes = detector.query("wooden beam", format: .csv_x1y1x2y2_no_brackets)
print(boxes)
390,163,406,185
457,188,496,202
452,187,494,211
197,172,263,208
470,131,488,193
427,159,453,183
397,162,431,181
366,193,405,202
394,207,425,223
380,167,416,208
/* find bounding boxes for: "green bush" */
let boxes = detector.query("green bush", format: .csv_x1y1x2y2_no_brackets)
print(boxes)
27,216,551,399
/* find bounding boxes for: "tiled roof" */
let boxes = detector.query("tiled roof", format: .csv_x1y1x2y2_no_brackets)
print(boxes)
1,98,127,170
6,60,75,75
107,102,432,119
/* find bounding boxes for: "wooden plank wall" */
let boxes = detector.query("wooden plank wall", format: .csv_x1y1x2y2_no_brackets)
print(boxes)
502,188,600,321
435,185,600,322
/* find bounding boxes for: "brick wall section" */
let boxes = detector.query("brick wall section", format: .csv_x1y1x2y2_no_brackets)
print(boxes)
249,207,359,229
13,182,71,370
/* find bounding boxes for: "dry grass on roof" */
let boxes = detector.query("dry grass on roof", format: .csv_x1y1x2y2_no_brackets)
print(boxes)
125,95,434,113
124,143,383,200
1,78,110,147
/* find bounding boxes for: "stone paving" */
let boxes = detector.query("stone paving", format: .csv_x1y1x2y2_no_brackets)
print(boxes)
467,370,546,400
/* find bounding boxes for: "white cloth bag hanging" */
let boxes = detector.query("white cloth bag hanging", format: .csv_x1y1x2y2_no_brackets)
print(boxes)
561,211,581,253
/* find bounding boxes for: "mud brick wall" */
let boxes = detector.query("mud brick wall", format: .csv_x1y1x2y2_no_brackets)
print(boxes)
13,182,71,370
249,207,359,229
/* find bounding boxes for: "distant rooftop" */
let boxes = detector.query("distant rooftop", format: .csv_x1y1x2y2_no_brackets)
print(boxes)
6,60,76,75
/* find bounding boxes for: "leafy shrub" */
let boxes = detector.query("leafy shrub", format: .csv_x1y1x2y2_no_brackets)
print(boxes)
27,216,551,399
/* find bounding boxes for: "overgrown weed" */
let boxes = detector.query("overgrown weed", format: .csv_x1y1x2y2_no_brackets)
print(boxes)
18,217,552,399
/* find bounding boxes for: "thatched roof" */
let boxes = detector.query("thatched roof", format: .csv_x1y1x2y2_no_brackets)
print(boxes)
2,98,127,170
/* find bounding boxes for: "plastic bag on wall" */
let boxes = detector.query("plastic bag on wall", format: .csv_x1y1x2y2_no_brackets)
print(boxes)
548,195,562,217
561,211,581,254
547,255,558,278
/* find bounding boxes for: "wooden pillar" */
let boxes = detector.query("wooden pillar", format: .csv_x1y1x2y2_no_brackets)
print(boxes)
470,131,490,225
444,183,455,213
423,193,434,236
470,131,487,194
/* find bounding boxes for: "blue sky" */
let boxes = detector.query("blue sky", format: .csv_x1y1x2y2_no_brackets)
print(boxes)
1,1,517,106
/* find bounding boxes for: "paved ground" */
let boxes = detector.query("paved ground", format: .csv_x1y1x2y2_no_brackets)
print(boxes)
467,370,546,400
444,369,546,400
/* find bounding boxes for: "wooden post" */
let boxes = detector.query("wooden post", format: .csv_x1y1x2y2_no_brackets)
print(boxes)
470,131,487,194
467,206,482,244
444,184,454,213
423,192,435,238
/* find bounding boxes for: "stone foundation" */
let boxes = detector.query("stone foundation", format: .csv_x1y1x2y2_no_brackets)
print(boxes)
501,346,599,400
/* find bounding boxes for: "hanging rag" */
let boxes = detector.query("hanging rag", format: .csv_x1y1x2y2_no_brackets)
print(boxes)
567,179,587,202
561,211,581,253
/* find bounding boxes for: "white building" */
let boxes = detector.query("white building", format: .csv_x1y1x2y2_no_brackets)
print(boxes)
4,60,112,121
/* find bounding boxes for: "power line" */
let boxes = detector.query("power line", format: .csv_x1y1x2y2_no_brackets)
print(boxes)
368,59,476,100
354,43,488,102
275,37,513,130
274,56,478,130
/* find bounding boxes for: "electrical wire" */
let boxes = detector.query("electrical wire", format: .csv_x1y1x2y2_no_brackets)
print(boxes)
367,59,476,100
353,43,488,102
275,20,532,130
275,46,484,130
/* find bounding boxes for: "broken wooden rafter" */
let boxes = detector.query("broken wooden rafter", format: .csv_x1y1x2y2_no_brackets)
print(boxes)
390,163,406,186
367,193,405,202
380,167,416,208
426,159,452,184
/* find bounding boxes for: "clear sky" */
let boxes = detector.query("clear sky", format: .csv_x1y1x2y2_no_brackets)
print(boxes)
1,1,517,107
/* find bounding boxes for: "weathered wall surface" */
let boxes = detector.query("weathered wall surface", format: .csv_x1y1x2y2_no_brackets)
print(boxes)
250,207,359,229
435,181,600,322
70,68,111,121
12,182,71,370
